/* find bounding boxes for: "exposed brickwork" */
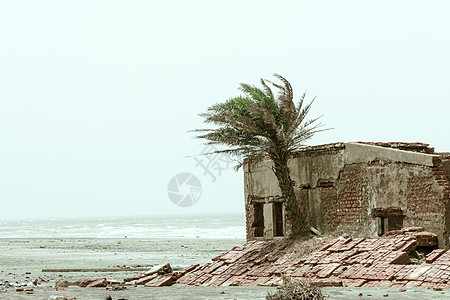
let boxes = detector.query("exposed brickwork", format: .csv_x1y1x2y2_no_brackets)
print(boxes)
405,167,445,247
245,142,450,246
431,162,450,199
292,143,346,158
334,169,362,228
316,160,448,241
430,156,450,247
312,188,337,234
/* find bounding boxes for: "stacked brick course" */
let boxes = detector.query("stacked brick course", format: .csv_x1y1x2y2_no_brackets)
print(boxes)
432,157,450,201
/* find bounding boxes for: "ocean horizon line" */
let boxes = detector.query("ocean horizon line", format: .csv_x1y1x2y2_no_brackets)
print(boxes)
0,213,246,239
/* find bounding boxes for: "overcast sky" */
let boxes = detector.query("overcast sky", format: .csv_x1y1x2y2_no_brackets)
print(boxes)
1,1,449,220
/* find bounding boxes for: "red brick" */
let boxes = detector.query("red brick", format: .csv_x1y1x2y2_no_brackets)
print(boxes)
248,276,271,286
316,263,341,278
123,273,144,282
202,274,232,286
327,238,353,252
389,252,410,265
413,232,438,247
342,279,366,287
136,274,157,285
86,278,108,288
405,265,433,281
433,157,441,164
310,278,343,287
426,249,445,263
399,239,417,253
146,275,174,287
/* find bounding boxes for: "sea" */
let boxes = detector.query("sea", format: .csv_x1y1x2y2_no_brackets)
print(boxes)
0,213,246,239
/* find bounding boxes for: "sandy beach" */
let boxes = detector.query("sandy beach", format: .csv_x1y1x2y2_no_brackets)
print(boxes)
0,238,244,282
1,238,272,299
1,238,449,299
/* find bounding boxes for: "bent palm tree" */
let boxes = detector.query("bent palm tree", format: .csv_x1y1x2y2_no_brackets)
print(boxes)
195,74,325,237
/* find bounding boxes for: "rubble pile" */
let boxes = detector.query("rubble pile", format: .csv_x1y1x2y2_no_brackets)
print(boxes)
120,263,198,287
176,227,450,288
50,263,198,290
19,227,449,292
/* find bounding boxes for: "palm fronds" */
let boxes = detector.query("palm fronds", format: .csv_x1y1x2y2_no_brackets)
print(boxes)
194,74,325,168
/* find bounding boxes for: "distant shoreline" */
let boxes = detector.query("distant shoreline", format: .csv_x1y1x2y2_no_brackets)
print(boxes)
0,213,246,239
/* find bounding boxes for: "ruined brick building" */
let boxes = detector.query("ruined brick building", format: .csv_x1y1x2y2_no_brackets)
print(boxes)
244,142,450,247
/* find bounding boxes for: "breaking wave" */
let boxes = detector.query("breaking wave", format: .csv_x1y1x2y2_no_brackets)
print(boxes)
0,213,246,239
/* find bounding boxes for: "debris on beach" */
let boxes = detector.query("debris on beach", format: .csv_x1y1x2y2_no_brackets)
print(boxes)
126,263,199,287
55,280,69,289
11,227,450,293
33,276,51,285
175,227,450,289
64,262,200,289
80,278,109,288
48,296,76,300
267,279,324,300
1,278,36,293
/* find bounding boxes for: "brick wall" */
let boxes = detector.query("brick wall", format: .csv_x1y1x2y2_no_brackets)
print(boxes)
320,160,448,246
244,143,450,247
334,168,363,230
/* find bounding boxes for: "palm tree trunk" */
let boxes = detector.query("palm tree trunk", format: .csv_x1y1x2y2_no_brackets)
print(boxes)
272,156,308,238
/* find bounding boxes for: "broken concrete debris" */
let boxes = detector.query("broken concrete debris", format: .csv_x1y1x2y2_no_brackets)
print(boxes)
310,227,321,236
53,263,194,289
143,263,172,276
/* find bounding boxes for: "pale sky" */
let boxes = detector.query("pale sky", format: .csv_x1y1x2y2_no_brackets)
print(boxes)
1,1,449,219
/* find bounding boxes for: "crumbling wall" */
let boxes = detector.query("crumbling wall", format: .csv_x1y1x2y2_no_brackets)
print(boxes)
433,156,450,248
292,147,345,234
442,156,450,242
244,160,284,240
244,143,450,247
327,160,447,247
441,157,450,180
244,145,345,239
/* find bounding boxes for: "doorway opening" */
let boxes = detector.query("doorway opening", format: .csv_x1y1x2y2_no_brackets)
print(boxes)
253,203,264,237
273,202,284,237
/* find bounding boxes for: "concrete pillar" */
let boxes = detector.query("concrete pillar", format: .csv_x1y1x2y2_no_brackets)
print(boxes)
263,203,274,238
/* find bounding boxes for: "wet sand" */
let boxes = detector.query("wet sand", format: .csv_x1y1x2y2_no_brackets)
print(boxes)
1,238,449,299
1,285,450,300
0,238,244,283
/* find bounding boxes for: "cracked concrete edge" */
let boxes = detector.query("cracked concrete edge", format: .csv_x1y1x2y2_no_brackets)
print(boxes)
344,143,435,167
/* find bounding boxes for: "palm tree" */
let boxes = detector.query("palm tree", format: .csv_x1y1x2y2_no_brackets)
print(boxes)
195,74,326,237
